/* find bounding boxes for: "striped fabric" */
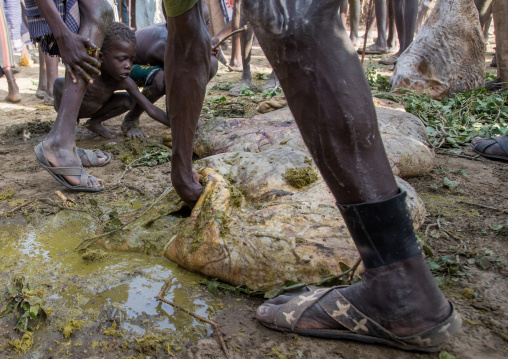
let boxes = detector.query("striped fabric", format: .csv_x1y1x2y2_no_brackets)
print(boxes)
25,0,80,56
0,2,14,69
2,0,23,51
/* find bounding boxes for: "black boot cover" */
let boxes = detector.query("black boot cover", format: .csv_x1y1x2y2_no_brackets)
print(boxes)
337,191,422,269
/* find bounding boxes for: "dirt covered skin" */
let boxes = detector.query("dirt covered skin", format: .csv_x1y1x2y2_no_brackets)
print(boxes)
0,39,507,358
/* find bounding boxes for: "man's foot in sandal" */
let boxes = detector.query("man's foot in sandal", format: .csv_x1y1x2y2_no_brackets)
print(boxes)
470,135,508,162
256,255,460,352
77,148,111,167
35,142,103,191
257,191,461,352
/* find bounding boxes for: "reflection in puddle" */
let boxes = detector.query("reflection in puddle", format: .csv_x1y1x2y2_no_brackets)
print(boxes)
0,209,222,346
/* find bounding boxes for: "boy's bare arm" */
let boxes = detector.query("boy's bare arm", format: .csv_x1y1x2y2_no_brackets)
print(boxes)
123,78,170,127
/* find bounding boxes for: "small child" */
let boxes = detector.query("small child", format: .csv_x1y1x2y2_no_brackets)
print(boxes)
53,22,169,139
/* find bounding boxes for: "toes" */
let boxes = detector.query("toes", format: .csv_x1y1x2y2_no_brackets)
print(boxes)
255,303,279,322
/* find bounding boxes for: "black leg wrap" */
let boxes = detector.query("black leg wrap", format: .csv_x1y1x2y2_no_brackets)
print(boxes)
337,190,422,269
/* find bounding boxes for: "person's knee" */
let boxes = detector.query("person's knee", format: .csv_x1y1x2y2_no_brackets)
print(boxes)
152,71,166,95
79,0,114,35
123,95,136,111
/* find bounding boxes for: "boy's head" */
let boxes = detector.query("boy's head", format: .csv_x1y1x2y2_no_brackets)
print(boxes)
100,22,137,81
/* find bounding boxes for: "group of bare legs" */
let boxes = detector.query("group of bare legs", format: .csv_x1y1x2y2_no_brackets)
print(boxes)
166,0,460,350
38,0,508,350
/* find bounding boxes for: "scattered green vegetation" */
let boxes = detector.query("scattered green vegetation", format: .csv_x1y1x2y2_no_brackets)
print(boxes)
211,82,234,91
239,86,256,97
0,276,48,332
0,188,15,201
365,64,508,149
134,148,172,167
255,72,270,80
263,87,283,98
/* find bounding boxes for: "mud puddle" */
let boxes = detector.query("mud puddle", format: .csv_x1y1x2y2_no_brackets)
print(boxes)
0,203,223,356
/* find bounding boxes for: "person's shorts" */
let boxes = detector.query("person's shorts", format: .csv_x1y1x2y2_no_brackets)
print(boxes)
130,64,163,87
163,0,198,17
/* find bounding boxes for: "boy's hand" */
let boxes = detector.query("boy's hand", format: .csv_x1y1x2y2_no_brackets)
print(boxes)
59,32,101,84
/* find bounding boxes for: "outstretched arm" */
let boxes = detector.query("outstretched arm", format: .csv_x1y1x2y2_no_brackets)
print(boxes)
33,0,102,83
124,78,170,126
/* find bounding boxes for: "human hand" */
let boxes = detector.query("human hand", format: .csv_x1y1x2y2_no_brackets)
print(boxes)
211,36,221,59
58,32,101,84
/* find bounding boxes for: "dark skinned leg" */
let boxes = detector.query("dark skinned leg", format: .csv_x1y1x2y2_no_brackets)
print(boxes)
165,1,210,208
3,66,20,102
387,0,396,48
393,0,418,55
243,0,450,337
122,71,165,139
349,0,360,46
44,53,59,99
374,0,388,50
229,0,242,69
229,14,255,95
338,0,347,29
85,93,135,139
53,77,108,166
41,0,113,188
36,47,47,97
230,4,279,95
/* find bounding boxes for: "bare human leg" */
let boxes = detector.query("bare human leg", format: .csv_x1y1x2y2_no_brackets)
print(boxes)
243,0,456,347
165,1,210,208
229,0,242,69
39,0,113,188
85,93,135,138
348,0,360,46
3,66,20,102
43,52,59,100
36,47,47,98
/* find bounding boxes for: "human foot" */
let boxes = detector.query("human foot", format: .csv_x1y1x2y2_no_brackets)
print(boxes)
230,79,255,96
6,80,21,103
85,120,117,139
35,142,103,190
78,148,110,167
470,135,508,162
256,255,459,350
121,113,148,139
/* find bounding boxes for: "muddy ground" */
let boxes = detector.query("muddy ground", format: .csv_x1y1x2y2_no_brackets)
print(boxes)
0,33,507,359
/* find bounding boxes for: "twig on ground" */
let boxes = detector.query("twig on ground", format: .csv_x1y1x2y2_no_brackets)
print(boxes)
156,278,231,359
456,200,506,213
0,199,35,217
114,153,154,183
76,187,174,251
38,198,88,213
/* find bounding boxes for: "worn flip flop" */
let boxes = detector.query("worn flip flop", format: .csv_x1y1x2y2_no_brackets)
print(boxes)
260,286,461,353
77,148,111,167
470,135,508,162
35,143,104,192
